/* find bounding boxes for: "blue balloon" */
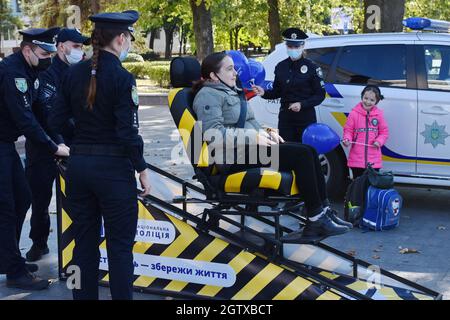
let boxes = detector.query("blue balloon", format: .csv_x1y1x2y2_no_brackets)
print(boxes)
246,59,266,87
226,50,251,83
302,123,340,154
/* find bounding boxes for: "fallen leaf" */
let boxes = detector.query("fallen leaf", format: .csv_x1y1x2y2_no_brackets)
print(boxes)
399,248,420,254
373,248,383,253
372,255,381,259
437,226,447,231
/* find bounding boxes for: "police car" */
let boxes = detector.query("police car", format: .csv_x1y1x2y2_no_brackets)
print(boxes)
250,18,450,196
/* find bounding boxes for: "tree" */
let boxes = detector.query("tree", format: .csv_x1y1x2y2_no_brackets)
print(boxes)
0,0,23,56
267,0,281,51
190,0,214,60
363,0,405,33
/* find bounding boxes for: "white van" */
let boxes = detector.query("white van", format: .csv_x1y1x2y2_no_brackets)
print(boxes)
250,20,450,196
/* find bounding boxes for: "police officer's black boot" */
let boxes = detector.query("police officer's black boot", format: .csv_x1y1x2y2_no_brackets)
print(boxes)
6,271,50,290
302,212,350,238
26,244,50,262
25,263,39,273
325,207,353,229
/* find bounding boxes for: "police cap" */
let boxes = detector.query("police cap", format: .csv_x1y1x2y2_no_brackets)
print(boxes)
282,28,308,47
19,27,60,52
56,28,91,45
89,10,139,41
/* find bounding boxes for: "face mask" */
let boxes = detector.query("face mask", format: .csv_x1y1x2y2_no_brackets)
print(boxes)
119,36,131,62
287,48,303,60
65,48,84,65
31,49,52,71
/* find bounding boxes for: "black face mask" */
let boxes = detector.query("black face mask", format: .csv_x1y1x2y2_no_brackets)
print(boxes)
32,50,52,71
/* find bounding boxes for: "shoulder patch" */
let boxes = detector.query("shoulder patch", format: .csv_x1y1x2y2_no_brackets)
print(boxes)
131,85,139,106
316,67,323,79
15,78,28,93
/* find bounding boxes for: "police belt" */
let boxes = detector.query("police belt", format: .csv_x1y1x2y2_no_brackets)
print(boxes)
71,144,128,157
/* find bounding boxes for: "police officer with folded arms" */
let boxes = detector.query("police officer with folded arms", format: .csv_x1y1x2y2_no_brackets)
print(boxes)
0,28,69,290
253,28,326,143
49,10,150,300
25,28,91,263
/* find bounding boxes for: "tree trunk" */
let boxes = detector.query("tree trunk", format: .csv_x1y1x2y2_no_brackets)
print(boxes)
149,28,157,50
90,0,100,14
189,0,214,61
363,0,405,33
229,30,233,50
164,26,175,59
267,0,282,51
233,26,242,51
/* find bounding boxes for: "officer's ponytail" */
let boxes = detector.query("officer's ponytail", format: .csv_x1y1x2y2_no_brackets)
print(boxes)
87,29,101,110
87,28,131,110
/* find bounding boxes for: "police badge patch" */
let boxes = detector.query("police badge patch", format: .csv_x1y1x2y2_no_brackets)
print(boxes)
131,85,139,106
34,79,40,90
300,65,308,74
372,118,379,126
15,78,28,93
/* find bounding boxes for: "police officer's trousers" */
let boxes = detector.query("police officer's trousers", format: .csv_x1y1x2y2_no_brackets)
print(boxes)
66,154,138,300
25,158,56,248
0,143,31,276
278,124,308,143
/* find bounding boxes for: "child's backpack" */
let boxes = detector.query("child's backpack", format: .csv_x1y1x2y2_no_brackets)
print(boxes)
360,186,403,231
344,171,370,226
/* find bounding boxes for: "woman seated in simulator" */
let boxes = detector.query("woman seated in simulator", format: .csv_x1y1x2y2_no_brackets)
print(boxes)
192,52,352,240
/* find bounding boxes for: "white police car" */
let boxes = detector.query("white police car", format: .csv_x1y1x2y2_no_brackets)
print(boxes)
250,18,450,196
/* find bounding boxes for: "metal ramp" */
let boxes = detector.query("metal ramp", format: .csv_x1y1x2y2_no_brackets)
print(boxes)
55,162,442,300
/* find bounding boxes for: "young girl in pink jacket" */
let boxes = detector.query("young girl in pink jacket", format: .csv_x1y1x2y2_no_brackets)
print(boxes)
343,85,389,179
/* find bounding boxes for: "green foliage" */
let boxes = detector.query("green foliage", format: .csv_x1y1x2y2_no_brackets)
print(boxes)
123,53,144,63
123,61,171,87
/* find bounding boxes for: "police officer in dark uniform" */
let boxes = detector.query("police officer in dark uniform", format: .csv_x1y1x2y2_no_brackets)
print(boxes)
253,28,326,143
0,28,70,290
49,10,150,300
25,28,91,263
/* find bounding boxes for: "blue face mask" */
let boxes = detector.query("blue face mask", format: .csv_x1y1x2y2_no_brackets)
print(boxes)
119,36,131,62
287,48,303,60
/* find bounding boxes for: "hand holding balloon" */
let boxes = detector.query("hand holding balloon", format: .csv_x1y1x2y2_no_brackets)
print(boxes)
302,123,340,154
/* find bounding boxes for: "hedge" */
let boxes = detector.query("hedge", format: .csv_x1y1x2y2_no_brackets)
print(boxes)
123,62,170,87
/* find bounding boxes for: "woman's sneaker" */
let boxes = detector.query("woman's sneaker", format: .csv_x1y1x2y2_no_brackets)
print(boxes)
325,207,354,229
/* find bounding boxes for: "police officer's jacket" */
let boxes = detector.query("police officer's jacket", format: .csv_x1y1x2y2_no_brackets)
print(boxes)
262,57,326,126
26,55,71,164
48,50,146,172
0,51,59,153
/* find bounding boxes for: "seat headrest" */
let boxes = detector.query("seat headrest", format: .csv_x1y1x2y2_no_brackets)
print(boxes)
170,57,201,88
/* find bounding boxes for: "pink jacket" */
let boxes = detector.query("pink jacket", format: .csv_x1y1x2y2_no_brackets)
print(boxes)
343,102,389,169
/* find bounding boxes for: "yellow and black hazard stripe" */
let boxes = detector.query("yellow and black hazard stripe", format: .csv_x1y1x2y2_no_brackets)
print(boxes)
222,168,299,196
311,268,435,300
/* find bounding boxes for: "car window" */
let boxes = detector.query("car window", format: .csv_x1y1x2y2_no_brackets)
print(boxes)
423,45,450,91
335,45,407,87
305,47,338,81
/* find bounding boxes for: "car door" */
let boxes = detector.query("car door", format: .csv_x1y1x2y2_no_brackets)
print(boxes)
415,43,450,177
321,42,418,175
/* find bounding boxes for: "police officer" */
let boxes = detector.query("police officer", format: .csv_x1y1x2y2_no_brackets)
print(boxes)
25,28,91,263
48,11,150,300
253,28,326,142
0,28,70,290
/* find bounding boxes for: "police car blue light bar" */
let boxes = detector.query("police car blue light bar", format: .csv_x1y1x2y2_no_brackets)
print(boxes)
403,17,450,32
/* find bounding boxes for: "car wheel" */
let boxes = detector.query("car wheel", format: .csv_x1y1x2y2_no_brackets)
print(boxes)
319,149,347,200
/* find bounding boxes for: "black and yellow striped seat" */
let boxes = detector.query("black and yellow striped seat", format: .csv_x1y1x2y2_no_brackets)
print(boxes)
168,57,300,197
